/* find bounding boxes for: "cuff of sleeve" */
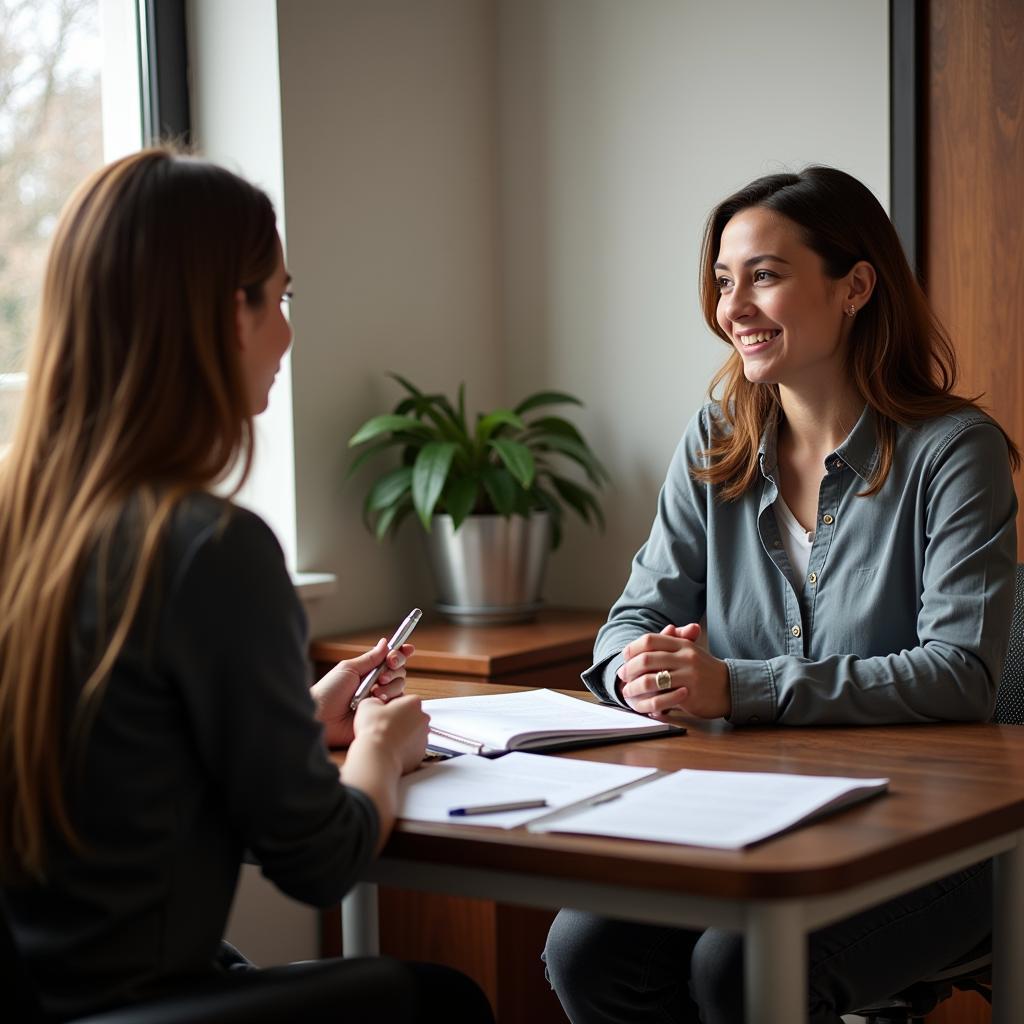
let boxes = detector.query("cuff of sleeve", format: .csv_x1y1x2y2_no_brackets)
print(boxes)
724,658,776,725
581,652,630,708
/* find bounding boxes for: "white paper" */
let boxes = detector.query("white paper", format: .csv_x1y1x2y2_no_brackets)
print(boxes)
398,751,659,828
423,687,676,753
529,769,889,848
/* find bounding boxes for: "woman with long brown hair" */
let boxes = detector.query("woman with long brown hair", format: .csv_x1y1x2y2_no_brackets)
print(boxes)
544,167,1018,1022
0,149,492,1023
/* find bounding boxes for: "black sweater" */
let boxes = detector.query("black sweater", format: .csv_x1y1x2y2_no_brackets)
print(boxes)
4,495,378,1020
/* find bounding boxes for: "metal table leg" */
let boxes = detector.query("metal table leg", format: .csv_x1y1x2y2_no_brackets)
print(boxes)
341,882,379,957
993,830,1024,1024
746,901,806,1024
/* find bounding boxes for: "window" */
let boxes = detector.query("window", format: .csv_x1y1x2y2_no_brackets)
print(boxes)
0,0,144,443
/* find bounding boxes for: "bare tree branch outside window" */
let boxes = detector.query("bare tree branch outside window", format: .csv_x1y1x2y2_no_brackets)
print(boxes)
0,0,103,440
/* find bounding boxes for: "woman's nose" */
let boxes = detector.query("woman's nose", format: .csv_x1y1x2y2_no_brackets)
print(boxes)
720,284,755,323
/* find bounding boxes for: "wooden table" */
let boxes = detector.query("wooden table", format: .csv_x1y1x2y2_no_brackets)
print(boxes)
339,680,1024,1024
310,607,605,688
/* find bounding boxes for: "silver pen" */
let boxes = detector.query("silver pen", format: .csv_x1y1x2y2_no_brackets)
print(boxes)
349,607,422,711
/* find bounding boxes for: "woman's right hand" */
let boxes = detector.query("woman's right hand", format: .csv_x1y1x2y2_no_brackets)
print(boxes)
353,693,430,775
341,694,430,851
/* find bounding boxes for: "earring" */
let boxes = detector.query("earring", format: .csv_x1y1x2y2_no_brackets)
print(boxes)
845,304,857,318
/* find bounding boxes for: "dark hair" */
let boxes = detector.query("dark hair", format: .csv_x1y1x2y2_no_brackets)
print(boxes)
694,165,1019,499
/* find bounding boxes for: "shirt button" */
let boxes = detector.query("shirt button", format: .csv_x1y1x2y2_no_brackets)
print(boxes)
822,513,834,525
791,625,801,637
808,572,817,584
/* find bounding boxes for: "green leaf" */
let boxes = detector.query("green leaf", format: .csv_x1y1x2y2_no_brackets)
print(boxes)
346,438,394,478
513,390,583,416
534,433,610,485
348,414,431,447
488,439,535,489
475,409,526,444
533,485,565,549
524,415,586,445
412,442,458,529
456,382,467,432
444,476,478,530
366,466,413,511
374,498,412,541
480,465,518,515
550,474,605,529
388,372,425,399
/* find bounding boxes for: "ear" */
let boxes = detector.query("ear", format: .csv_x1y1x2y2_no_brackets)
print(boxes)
844,260,876,312
234,288,252,352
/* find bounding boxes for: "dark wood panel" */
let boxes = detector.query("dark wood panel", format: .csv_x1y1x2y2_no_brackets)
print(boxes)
924,0,1024,554
926,989,990,1024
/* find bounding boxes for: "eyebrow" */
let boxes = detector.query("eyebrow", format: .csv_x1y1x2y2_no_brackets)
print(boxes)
713,253,791,271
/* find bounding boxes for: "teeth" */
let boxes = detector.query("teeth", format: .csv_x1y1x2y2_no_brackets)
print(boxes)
740,330,778,345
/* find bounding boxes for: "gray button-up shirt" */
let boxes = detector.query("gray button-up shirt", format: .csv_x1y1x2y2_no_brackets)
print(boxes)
583,402,1018,726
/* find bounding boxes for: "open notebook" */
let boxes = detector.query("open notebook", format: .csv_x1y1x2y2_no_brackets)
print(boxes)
423,687,684,756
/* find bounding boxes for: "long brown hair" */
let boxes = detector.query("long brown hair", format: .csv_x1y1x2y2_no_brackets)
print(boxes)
0,148,278,879
694,166,1020,499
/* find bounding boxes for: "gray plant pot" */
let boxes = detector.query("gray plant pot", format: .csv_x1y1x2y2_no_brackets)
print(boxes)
424,512,551,625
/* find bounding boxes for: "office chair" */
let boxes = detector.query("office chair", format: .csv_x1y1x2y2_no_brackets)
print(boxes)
1,892,415,1024
853,563,1024,1023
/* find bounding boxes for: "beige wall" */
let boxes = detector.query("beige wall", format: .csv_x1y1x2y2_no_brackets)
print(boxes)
498,0,890,610
277,0,503,636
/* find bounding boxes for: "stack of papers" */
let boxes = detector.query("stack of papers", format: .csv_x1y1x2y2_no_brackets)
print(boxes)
529,769,889,849
399,754,889,848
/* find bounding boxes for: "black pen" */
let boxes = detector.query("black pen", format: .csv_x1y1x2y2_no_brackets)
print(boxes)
448,799,548,817
349,607,422,711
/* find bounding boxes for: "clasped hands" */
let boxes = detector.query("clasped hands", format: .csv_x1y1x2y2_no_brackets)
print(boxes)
617,623,731,720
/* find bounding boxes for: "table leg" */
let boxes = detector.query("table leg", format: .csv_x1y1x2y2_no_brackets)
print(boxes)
745,901,806,1024
993,831,1024,1024
341,882,379,957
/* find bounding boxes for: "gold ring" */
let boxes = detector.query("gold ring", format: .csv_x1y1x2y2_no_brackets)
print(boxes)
655,670,672,692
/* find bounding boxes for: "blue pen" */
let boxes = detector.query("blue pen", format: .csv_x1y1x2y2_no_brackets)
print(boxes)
448,799,548,817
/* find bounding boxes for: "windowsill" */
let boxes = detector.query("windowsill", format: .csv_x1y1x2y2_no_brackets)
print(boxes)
290,571,337,601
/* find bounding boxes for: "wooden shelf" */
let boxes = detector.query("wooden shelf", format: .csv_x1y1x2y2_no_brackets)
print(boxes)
311,607,606,688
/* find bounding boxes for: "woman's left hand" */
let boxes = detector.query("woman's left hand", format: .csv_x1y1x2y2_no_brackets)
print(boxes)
312,639,414,748
617,623,731,720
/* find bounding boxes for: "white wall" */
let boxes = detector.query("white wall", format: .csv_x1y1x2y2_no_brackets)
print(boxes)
277,0,503,637
499,0,890,610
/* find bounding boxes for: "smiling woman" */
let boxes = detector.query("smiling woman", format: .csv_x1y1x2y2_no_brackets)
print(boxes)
543,165,1021,1024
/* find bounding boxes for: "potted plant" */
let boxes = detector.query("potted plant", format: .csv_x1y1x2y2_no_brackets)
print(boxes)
347,374,609,624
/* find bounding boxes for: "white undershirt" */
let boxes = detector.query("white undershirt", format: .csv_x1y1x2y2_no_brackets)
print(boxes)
773,495,814,588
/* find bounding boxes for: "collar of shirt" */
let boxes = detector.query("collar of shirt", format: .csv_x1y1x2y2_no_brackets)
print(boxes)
757,403,880,483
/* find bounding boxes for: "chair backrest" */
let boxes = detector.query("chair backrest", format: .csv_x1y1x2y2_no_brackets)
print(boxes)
993,564,1024,725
